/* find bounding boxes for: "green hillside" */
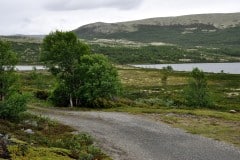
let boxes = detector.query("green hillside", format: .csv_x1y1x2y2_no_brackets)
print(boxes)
75,24,240,48
74,13,240,48
73,13,240,64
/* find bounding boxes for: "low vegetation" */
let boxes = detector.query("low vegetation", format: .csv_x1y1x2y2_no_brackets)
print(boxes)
0,113,110,160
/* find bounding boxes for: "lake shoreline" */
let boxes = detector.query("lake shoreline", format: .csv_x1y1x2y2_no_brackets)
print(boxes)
15,62,240,74
132,62,240,74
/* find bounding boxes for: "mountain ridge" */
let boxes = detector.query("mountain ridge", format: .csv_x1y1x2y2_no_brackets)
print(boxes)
73,12,240,47
74,12,240,35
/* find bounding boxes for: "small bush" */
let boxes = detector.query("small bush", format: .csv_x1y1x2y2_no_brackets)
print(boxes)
184,68,213,107
87,145,102,158
0,93,27,120
50,133,95,159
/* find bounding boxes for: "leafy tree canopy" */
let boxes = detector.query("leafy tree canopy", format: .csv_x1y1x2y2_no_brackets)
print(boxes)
76,54,121,103
41,31,121,107
41,31,90,76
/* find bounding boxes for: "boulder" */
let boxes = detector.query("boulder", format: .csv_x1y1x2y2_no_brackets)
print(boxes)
229,110,237,113
24,129,34,134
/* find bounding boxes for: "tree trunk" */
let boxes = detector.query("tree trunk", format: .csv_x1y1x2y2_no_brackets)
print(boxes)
70,94,73,107
0,81,3,101
76,98,80,107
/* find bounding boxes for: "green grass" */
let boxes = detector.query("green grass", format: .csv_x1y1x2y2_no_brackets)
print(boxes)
8,146,72,160
104,106,240,121
118,68,240,110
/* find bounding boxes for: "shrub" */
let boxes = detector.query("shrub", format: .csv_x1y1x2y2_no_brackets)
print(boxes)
87,145,102,158
184,68,213,107
0,93,27,120
50,133,94,159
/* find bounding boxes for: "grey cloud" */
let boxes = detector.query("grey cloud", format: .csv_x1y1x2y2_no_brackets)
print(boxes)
23,18,32,24
45,0,143,11
0,0,239,35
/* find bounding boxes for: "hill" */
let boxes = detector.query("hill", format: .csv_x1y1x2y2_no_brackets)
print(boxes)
74,12,240,47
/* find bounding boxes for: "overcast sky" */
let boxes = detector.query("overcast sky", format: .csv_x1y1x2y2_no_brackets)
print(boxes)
0,0,239,35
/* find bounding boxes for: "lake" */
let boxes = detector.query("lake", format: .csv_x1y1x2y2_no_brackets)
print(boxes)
14,63,240,74
132,62,240,74
15,65,46,71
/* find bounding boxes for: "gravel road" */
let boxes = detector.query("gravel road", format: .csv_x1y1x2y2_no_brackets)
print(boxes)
32,108,240,160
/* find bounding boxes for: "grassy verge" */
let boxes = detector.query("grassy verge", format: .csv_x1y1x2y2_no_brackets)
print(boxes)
0,113,111,160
